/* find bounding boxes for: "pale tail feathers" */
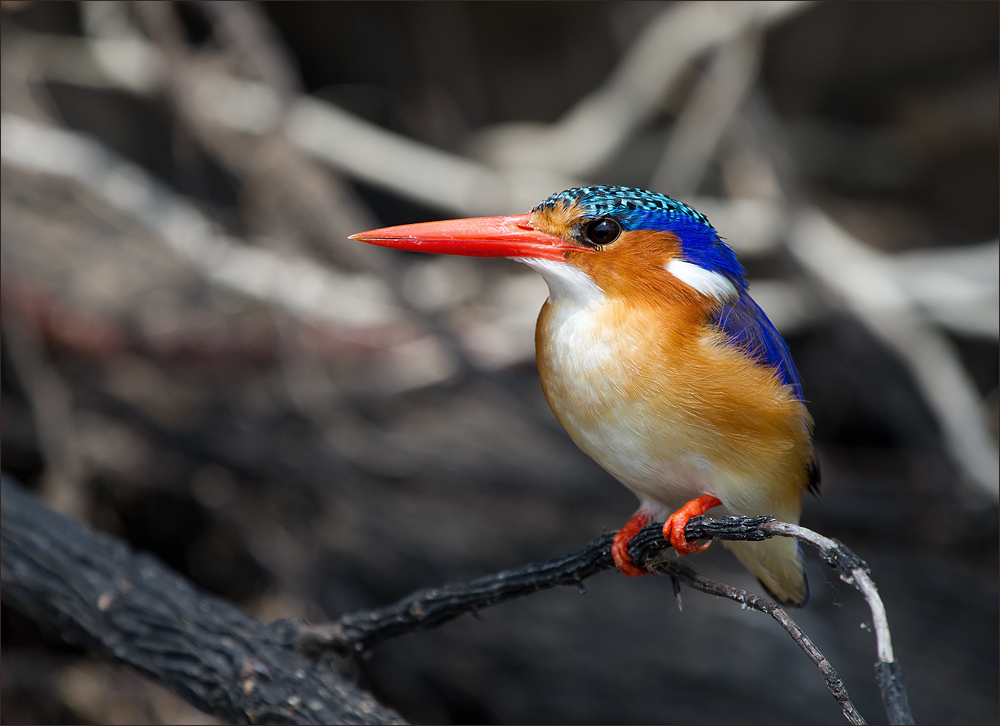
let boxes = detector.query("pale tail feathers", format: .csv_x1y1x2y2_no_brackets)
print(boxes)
722,536,809,607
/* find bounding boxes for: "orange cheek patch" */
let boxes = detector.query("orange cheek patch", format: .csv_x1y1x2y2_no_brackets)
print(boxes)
571,230,704,307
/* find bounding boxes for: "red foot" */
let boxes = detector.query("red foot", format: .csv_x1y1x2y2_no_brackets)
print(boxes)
663,495,722,556
612,510,653,577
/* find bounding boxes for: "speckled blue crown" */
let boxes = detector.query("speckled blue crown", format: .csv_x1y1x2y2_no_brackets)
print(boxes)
534,185,711,226
534,186,745,286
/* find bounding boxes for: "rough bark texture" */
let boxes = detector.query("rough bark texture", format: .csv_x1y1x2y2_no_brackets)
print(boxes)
1,476,405,725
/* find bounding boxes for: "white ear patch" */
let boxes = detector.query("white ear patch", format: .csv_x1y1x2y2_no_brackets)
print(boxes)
511,257,605,309
666,259,738,301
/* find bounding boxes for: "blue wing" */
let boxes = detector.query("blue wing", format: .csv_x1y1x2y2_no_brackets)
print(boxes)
712,291,821,495
711,290,804,401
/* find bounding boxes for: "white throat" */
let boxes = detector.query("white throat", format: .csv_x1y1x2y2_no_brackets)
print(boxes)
512,257,605,309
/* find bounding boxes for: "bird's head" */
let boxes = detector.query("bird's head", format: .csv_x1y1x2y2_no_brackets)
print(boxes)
351,186,746,308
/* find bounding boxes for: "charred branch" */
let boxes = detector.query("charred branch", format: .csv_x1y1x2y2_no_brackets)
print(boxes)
0,476,405,726
298,513,912,725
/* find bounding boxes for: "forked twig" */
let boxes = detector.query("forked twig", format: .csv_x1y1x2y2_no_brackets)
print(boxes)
644,557,864,726
760,520,913,724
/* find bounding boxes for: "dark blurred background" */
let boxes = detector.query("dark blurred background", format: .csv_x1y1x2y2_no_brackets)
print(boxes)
1,2,997,724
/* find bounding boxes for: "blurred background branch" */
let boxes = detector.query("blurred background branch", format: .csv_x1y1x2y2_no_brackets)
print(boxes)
2,2,996,724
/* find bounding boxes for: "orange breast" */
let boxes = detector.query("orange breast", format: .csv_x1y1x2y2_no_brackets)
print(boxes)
535,292,813,519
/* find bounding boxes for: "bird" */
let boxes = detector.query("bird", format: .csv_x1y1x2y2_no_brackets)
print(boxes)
350,185,819,606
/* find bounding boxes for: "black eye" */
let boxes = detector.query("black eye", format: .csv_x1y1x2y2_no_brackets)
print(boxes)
582,217,622,246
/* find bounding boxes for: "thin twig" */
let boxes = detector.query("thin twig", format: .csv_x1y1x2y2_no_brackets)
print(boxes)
761,521,914,724
644,557,865,726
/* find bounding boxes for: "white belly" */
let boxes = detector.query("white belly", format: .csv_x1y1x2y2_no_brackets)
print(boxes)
539,296,718,509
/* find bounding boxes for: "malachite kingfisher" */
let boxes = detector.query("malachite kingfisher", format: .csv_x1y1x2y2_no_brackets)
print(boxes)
351,186,819,606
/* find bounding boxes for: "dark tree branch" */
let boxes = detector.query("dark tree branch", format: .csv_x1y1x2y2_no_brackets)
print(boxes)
875,661,913,726
1,468,911,725
295,515,773,655
298,531,618,655
0,476,405,726
298,513,912,725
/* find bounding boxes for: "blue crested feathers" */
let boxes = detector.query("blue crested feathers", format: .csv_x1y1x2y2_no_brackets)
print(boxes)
534,186,747,287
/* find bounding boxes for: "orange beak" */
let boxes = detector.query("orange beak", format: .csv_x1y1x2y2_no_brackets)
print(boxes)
349,213,582,261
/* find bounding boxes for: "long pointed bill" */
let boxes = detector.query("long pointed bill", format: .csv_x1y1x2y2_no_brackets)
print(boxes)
349,213,582,261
